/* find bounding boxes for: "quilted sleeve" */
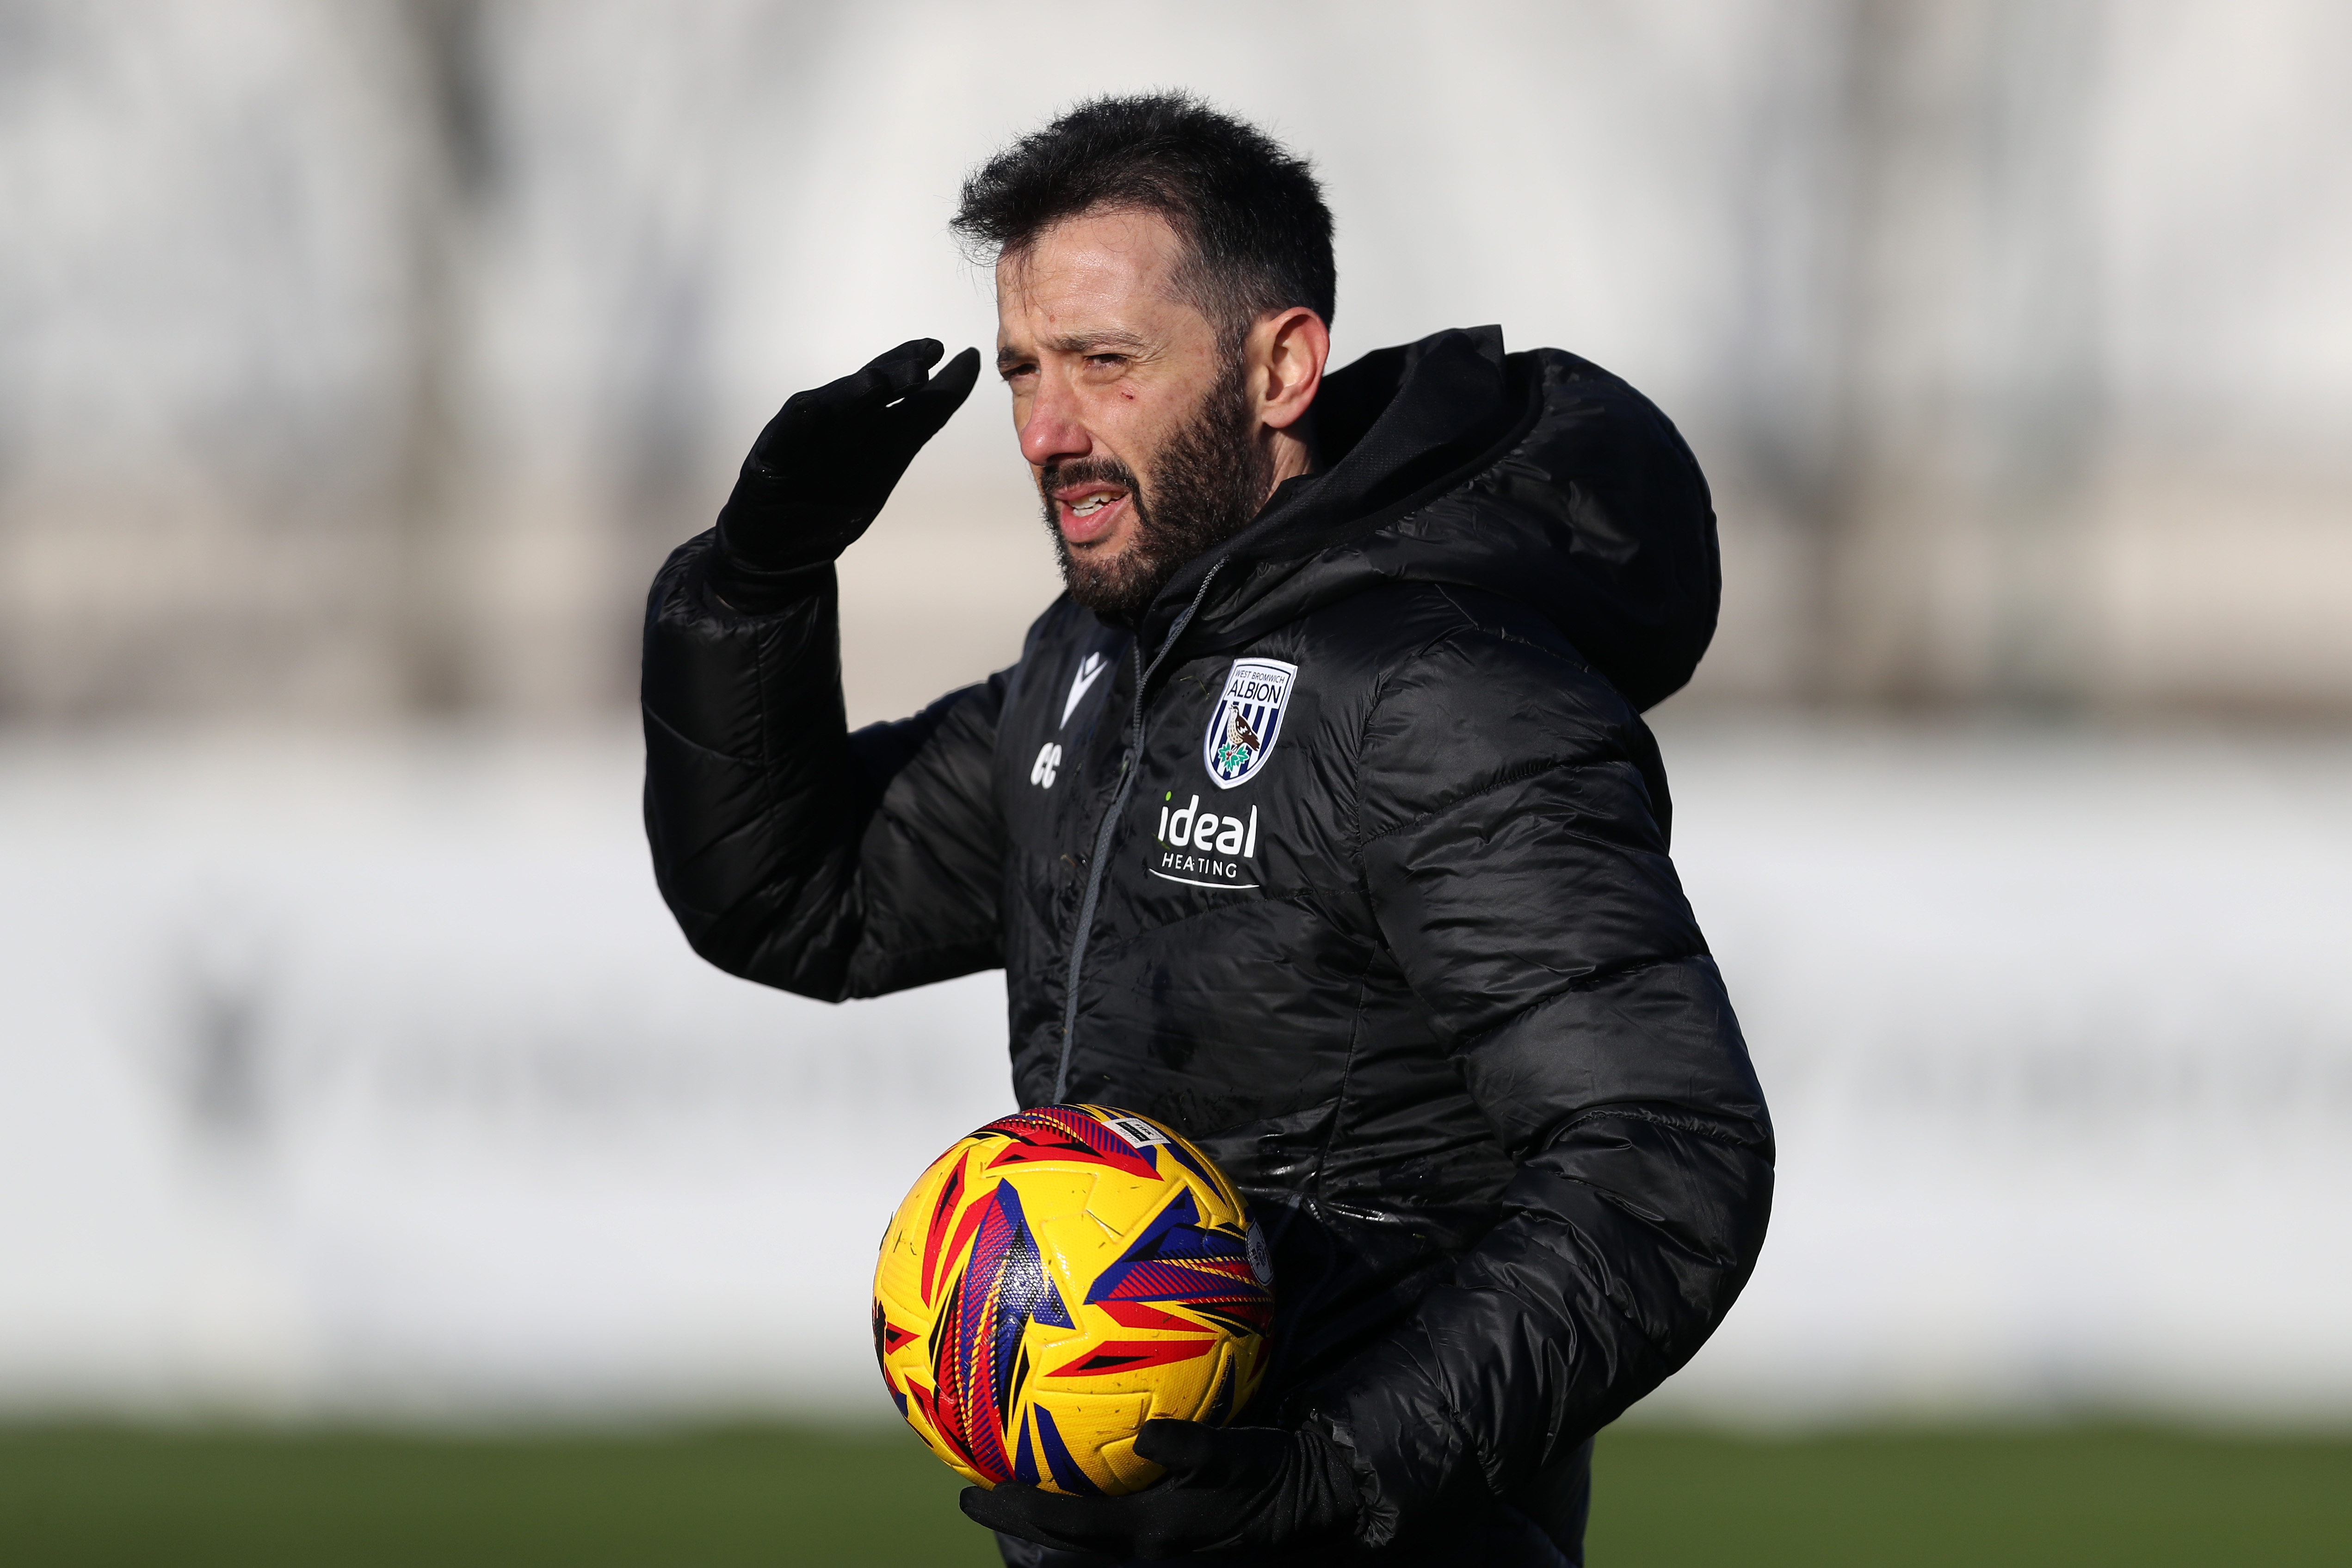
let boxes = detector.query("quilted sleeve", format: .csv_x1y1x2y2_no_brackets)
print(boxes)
640,531,1008,999
1309,616,1773,1547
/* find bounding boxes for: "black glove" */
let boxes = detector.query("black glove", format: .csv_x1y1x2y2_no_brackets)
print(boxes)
959,1418,1364,1562
710,337,980,594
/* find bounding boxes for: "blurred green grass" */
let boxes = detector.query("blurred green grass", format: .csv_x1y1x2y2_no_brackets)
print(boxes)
1590,1427,2352,1566
0,1422,2346,1566
0,1424,988,1568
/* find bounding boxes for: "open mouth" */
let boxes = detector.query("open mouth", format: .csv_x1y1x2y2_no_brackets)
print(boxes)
1056,487,1130,544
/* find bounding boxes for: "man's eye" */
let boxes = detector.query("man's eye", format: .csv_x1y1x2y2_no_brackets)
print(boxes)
1000,363,1036,382
1086,353,1126,368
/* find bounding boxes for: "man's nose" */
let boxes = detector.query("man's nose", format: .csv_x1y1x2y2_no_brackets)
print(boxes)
1018,374,1090,468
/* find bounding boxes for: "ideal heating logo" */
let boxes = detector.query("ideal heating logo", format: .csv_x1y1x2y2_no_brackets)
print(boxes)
1147,793,1260,891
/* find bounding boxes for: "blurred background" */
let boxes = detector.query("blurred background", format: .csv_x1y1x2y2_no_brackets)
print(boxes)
3,0,2349,1562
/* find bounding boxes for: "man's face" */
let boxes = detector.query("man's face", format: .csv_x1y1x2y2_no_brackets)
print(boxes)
994,209,1266,620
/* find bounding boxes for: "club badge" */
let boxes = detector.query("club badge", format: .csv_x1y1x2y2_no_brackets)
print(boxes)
1201,657,1296,790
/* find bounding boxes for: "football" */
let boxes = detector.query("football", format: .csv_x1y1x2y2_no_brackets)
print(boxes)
872,1104,1274,1496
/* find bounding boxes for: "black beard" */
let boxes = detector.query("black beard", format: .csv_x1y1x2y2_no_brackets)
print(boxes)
1039,354,1272,625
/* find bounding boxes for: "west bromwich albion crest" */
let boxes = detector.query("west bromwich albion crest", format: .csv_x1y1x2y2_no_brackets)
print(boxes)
1202,658,1296,789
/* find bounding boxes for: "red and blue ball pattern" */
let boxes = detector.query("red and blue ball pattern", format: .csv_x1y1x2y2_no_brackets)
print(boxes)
873,1105,1274,1494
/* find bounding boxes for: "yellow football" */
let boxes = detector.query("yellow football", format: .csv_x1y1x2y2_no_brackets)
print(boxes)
872,1103,1274,1495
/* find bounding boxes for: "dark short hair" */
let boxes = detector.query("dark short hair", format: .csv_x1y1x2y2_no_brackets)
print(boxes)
952,93,1336,344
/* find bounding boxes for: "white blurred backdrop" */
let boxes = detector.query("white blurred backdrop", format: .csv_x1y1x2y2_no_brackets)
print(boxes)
3,720,2348,1425
2,0,2349,1426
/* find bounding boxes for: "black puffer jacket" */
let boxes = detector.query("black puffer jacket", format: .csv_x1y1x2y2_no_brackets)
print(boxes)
642,327,1772,1563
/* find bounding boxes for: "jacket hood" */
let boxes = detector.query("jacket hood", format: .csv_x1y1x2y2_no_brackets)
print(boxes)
1142,325,1721,711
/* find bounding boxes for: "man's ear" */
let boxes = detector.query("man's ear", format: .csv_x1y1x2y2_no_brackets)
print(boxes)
1254,307,1329,433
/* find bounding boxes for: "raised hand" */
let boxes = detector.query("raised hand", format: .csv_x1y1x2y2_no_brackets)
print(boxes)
714,338,981,579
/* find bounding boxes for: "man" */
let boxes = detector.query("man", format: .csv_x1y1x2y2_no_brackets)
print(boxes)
642,94,1771,1566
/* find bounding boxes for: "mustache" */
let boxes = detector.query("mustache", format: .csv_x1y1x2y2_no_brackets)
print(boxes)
1039,457,1139,500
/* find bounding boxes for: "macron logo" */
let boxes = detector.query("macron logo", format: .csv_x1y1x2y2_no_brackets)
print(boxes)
1061,650,1109,729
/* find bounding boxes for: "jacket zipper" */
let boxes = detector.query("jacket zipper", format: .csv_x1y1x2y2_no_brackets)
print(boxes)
1052,562,1226,1102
